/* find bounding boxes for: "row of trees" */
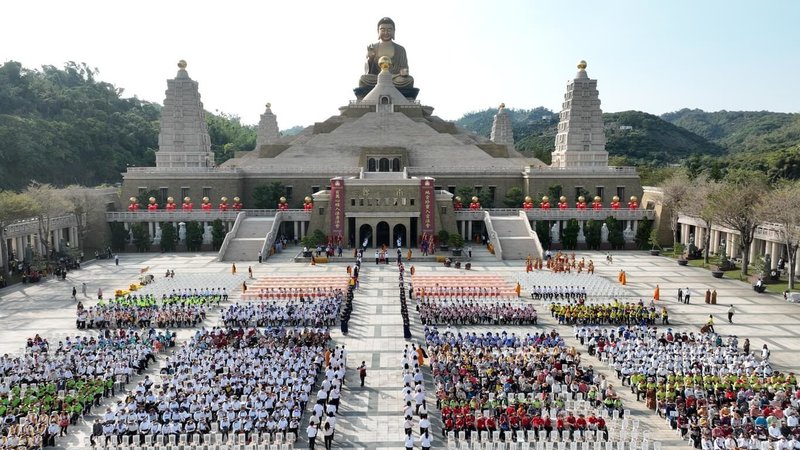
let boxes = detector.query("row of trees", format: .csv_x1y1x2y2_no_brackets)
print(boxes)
109,220,227,253
661,169,800,288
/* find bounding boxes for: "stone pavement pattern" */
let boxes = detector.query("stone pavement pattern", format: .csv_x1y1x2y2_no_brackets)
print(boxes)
1,248,799,449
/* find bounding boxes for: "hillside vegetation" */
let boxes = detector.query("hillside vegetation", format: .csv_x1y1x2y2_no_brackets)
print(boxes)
0,61,255,191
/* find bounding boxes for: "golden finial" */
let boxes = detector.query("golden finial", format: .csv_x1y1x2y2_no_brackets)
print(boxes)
542,196,549,202
167,196,174,203
499,103,506,109
129,197,137,203
471,196,479,203
178,60,187,69
577,60,587,70
279,197,287,203
578,196,585,203
184,197,191,203
524,196,532,202
612,195,620,202
594,196,602,202
304,196,312,203
266,103,271,108
233,197,240,202
378,56,392,71
221,197,228,202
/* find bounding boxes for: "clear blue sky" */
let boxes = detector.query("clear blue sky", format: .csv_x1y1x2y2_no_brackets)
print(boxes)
2,0,797,128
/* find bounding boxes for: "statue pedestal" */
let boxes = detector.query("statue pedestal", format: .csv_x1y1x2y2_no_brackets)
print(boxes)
354,86,419,101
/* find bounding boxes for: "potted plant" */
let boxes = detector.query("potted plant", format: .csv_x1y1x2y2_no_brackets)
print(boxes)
675,243,688,265
648,229,661,256
438,229,450,251
449,234,465,256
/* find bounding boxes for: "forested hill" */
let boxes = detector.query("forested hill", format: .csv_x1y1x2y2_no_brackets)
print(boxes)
661,108,800,154
0,61,255,191
455,108,724,166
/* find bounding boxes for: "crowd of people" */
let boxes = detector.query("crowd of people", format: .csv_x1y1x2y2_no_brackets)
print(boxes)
551,301,661,326
414,285,503,299
249,287,344,301
578,325,799,448
401,344,433,450
91,326,330,447
417,299,537,325
306,345,347,450
530,285,589,301
74,288,234,330
0,330,167,449
220,295,343,328
425,326,621,442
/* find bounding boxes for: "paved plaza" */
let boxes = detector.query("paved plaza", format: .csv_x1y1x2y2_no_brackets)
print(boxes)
1,247,798,450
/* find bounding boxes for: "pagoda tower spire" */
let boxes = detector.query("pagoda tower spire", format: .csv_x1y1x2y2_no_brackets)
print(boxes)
550,60,609,168
490,103,515,149
155,60,214,168
255,103,280,150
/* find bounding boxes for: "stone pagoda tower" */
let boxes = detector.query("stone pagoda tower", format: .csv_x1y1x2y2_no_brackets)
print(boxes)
490,103,514,149
155,60,214,168
254,103,280,150
550,60,609,168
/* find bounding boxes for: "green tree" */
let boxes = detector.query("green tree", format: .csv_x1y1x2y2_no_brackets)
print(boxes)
137,189,160,209
561,219,579,250
547,184,562,200
109,221,128,252
211,219,226,250
635,220,653,250
159,222,177,252
605,217,625,250
584,220,602,250
535,220,551,250
503,187,524,208
760,181,800,289
131,223,150,252
253,182,286,209
24,182,70,258
185,221,204,251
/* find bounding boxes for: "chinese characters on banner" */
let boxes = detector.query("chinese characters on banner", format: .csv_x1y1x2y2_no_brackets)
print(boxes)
420,179,435,235
330,178,345,239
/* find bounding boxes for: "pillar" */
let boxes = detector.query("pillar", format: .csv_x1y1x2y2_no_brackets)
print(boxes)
750,239,757,263
294,222,299,241
467,221,473,242
771,242,780,269
728,234,736,258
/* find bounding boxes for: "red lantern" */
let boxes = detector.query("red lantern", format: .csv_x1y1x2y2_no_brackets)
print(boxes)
182,197,194,211
218,197,229,211
165,197,176,211
610,195,621,210
278,197,289,211
303,196,313,211
453,196,463,211
146,197,158,211
201,196,212,212
469,196,481,210
233,196,243,211
127,197,140,212
576,196,587,210
592,196,603,211
558,196,568,210
628,195,639,210
522,196,534,210
540,196,551,210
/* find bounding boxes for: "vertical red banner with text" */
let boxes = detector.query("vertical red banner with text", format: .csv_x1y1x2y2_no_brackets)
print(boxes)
330,178,345,240
420,178,435,235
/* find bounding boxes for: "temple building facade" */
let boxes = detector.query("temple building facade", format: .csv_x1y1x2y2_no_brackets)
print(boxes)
117,57,644,257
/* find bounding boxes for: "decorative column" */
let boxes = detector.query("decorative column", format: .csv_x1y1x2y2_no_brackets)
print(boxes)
294,222,299,241
771,242,780,269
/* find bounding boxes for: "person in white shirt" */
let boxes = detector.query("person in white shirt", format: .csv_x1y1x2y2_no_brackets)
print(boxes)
307,423,318,450
404,433,415,450
418,430,433,450
419,416,430,434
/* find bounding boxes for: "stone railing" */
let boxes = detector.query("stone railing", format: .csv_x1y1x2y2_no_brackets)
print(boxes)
525,165,638,175
261,211,284,260
216,212,246,262
3,215,78,238
406,166,521,175
677,214,790,246
106,209,312,223
519,210,544,258
125,166,242,173
454,208,654,221
482,211,503,260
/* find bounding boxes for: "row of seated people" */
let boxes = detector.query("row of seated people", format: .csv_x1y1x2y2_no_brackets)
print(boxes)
580,325,799,447
76,303,206,329
417,299,537,325
414,285,506,299
551,301,660,326
425,327,625,441
244,286,345,301
111,290,229,307
0,330,167,450
220,296,342,328
90,326,330,446
531,286,589,301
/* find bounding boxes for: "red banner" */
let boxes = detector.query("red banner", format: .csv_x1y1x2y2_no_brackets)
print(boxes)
330,178,345,239
420,178,435,235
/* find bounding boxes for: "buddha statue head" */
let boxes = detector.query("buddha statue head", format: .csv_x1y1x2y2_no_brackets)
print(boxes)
377,17,395,42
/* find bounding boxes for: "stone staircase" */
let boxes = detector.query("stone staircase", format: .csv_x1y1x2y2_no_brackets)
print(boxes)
220,217,273,262
489,215,542,260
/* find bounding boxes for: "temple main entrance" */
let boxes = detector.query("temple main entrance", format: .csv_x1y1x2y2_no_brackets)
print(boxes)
359,224,373,248
393,224,407,248
376,222,390,248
